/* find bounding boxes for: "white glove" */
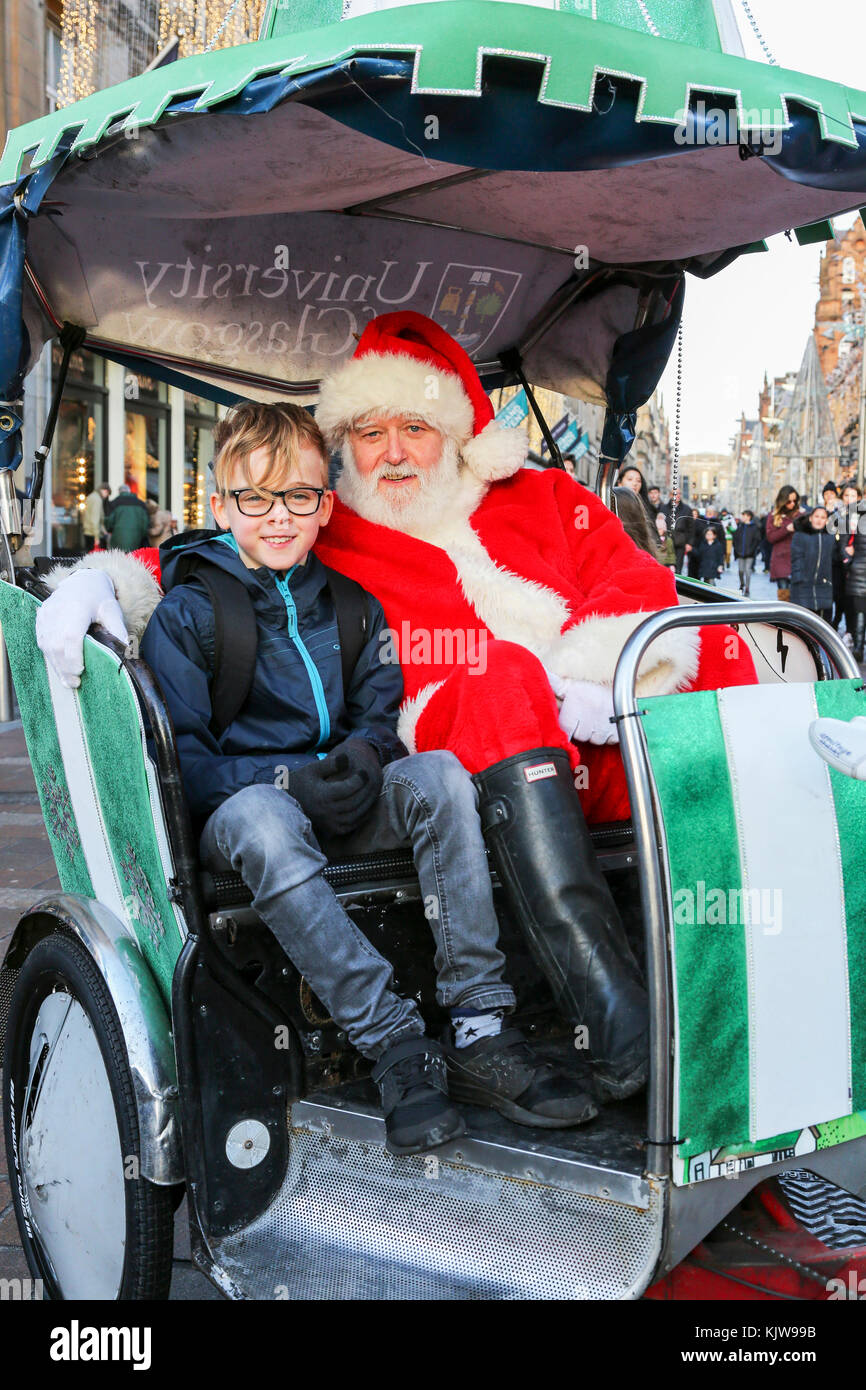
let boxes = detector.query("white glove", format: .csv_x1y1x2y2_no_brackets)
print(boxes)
35,567,130,689
557,678,619,746
809,716,866,780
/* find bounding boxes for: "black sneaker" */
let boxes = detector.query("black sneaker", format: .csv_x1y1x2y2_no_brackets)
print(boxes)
372,1035,465,1155
445,1028,598,1128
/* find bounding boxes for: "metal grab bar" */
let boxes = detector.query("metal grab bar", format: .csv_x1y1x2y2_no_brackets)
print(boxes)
613,603,862,1183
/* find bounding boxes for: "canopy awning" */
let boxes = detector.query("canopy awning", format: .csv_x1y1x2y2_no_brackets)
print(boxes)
2,1,866,470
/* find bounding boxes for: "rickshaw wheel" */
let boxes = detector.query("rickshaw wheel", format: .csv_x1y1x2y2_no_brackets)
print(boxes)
2,930,175,1300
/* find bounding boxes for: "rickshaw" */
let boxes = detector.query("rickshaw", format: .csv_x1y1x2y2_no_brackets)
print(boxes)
2,0,866,1301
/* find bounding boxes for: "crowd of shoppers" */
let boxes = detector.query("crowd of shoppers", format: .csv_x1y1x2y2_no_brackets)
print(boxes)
620,463,866,662
80,482,177,554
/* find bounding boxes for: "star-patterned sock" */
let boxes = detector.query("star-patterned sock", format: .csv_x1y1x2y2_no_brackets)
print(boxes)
450,1007,505,1049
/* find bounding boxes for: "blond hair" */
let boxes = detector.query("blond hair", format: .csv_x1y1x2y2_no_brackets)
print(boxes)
212,402,328,494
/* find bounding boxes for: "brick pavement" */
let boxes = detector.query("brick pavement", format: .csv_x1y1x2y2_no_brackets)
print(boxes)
0,721,220,1300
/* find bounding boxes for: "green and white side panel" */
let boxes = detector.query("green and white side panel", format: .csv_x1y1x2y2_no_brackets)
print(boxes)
0,582,186,1003
641,678,866,1187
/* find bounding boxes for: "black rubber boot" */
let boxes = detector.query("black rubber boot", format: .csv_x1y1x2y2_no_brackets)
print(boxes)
473,748,648,1102
445,1027,598,1128
854,611,866,663
372,1035,465,1155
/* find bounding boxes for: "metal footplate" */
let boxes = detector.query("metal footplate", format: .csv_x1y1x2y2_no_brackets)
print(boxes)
206,1093,665,1300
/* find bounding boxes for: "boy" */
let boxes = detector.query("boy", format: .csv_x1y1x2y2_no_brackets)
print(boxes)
139,403,593,1154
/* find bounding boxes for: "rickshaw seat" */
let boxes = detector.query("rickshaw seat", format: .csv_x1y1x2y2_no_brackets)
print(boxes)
198,821,635,911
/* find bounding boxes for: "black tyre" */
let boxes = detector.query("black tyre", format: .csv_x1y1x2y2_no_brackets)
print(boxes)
2,930,174,1300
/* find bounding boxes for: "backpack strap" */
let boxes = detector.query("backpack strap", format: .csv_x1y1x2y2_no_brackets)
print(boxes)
323,565,370,695
172,553,258,739
172,549,370,736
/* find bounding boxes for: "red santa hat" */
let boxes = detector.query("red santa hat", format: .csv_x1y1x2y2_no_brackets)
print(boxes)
316,310,528,481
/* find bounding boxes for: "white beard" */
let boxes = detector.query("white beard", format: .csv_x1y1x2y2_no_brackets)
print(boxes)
335,438,487,539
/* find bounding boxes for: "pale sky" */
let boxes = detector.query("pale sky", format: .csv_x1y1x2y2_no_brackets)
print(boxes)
658,0,866,456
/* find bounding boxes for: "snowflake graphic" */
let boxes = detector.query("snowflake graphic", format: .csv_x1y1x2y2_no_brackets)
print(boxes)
40,765,80,863
119,844,165,952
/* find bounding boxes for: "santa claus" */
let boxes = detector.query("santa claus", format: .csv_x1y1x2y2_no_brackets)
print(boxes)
36,311,757,1101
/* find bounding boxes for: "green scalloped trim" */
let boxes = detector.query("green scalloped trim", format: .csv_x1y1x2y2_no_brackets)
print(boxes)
2,0,866,188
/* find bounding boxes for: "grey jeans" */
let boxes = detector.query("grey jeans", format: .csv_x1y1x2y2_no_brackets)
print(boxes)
737,555,754,592
199,751,515,1059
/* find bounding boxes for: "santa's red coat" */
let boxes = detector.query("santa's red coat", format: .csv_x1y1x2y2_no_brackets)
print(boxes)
314,469,756,824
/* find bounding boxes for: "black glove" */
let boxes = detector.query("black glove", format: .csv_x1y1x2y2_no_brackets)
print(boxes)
331,738,384,798
288,739,382,837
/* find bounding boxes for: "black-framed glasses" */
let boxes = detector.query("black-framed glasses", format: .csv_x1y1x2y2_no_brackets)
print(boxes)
225,486,326,517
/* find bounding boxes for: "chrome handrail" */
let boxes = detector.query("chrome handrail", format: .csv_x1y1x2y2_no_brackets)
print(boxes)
613,603,861,1182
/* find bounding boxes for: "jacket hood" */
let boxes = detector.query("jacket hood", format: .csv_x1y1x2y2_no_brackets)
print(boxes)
159,528,327,602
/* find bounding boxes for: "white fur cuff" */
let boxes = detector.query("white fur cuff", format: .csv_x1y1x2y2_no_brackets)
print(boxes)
544,611,701,696
43,551,162,642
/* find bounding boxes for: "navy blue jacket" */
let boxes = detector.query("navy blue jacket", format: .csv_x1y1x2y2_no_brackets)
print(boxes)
791,527,834,612
139,532,406,821
732,520,760,559
698,538,725,581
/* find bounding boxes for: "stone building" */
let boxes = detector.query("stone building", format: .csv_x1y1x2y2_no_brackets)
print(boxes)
633,391,669,490
813,221,866,484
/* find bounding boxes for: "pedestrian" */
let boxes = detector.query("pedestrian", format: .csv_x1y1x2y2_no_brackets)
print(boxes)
666,496,694,573
828,484,852,630
146,497,178,546
654,511,677,569
841,483,866,659
618,464,657,527
732,508,760,596
697,525,725,586
610,485,659,558
765,485,803,601
646,484,662,517
104,483,151,552
82,483,110,552
822,480,840,515
757,511,772,572
790,506,834,621
688,509,706,579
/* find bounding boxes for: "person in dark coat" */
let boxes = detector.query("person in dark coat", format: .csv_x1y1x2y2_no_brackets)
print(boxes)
665,497,694,574
765,485,804,600
732,509,760,596
104,483,151,552
697,526,725,585
841,486,866,660
756,512,772,572
790,507,834,620
688,509,706,579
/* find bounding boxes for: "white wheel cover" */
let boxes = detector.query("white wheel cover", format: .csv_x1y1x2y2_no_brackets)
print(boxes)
22,991,128,1300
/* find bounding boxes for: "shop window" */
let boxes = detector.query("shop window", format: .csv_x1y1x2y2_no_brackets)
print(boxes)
124,374,169,506
184,394,218,530
51,398,101,554
49,347,105,554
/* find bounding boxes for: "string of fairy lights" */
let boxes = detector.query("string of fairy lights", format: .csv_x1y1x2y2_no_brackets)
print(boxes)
56,0,267,107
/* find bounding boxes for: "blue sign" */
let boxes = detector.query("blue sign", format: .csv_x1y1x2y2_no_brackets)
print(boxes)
495,387,529,428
